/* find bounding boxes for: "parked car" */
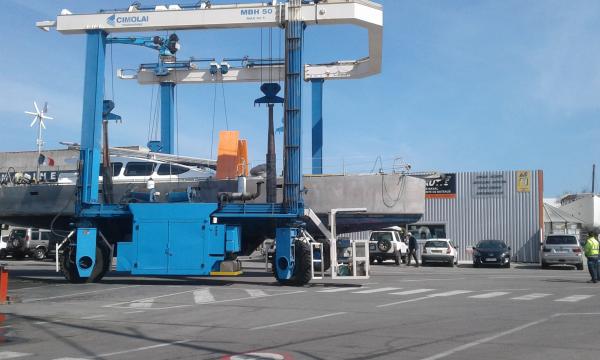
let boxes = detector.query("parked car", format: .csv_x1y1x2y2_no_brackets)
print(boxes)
540,234,583,270
472,240,511,268
421,239,458,267
369,230,408,265
2,228,59,260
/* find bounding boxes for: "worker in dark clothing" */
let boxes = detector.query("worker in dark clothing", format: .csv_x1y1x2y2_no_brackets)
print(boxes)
406,232,419,267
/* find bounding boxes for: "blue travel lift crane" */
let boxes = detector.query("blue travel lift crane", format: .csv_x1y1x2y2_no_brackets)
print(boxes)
38,0,383,285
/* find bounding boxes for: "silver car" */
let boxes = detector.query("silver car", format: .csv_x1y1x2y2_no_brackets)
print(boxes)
540,234,583,270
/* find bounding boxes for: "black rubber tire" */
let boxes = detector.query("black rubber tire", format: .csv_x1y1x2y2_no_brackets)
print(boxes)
473,261,479,268
369,257,375,265
448,258,454,267
274,240,312,286
377,239,392,252
504,261,511,268
401,255,407,264
376,258,383,264
421,260,427,266
395,251,401,266
541,261,549,269
60,240,111,284
33,247,46,261
576,263,584,271
0,249,5,260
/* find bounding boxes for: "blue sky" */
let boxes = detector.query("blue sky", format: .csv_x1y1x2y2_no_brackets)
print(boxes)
0,0,599,196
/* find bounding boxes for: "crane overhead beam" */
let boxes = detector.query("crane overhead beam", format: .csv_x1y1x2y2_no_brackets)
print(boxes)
37,0,382,81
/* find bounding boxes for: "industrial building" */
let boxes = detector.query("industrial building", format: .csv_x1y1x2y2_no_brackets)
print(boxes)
557,193,600,230
343,170,545,263
409,170,543,263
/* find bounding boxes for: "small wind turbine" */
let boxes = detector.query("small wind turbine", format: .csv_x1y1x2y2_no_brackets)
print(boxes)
25,101,53,183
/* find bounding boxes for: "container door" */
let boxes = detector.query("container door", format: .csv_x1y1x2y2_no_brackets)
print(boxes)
167,221,205,275
135,221,169,274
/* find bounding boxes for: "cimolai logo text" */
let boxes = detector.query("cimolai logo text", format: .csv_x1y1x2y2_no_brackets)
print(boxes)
106,14,149,26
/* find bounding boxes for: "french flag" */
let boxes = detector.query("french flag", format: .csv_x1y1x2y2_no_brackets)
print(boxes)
38,154,55,167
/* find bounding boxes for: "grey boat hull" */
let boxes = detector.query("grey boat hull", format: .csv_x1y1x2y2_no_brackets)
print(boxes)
0,174,425,254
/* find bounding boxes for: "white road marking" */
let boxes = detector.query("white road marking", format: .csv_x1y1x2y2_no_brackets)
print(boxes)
33,321,48,325
80,315,106,320
377,295,432,308
353,287,401,294
95,339,191,358
554,295,593,302
105,290,305,309
428,290,473,297
0,352,32,359
398,278,466,282
418,318,548,360
378,289,472,308
53,358,90,360
250,312,347,330
23,285,139,303
244,289,268,298
469,292,510,299
317,287,364,293
389,289,435,296
105,288,205,308
129,298,154,309
123,310,145,314
552,312,600,317
193,289,215,304
511,293,551,301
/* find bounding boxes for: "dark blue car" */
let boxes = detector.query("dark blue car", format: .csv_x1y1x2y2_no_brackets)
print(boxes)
472,240,511,268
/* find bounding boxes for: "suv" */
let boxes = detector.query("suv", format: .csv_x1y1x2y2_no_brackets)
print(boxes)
369,230,408,265
1,228,57,261
421,239,459,267
540,234,583,270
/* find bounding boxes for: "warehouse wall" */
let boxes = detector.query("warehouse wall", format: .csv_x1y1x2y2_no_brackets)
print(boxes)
415,170,543,263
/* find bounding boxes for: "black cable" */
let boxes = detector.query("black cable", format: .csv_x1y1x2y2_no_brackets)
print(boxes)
110,42,116,101
147,85,156,142
221,80,229,130
210,82,217,159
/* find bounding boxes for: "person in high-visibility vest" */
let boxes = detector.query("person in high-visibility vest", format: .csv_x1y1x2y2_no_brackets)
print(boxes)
583,231,600,283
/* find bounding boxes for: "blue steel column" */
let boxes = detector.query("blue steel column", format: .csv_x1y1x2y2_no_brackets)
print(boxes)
311,79,324,175
283,0,304,214
160,82,175,154
78,31,107,210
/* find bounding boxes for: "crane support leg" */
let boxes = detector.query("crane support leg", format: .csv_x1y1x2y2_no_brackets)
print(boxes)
311,79,324,175
283,0,304,214
79,31,106,207
160,82,175,154
73,30,107,279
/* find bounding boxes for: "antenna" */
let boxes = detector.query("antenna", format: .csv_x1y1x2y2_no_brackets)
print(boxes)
24,101,54,183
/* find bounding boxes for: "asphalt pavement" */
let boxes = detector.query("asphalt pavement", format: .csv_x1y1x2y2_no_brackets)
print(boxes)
0,258,599,360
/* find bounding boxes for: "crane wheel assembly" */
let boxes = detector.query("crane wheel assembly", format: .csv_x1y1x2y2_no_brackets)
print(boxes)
60,238,111,284
273,239,312,286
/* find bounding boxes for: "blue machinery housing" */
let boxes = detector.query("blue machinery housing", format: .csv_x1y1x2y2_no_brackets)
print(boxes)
69,0,322,284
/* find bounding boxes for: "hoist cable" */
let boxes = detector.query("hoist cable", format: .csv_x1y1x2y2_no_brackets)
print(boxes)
269,27,273,82
221,80,229,130
109,42,116,101
210,81,217,159
147,85,156,142
260,27,263,85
